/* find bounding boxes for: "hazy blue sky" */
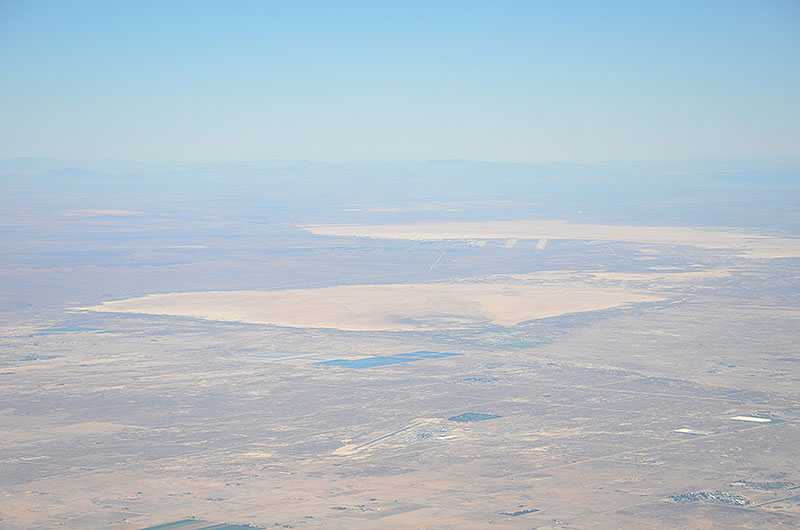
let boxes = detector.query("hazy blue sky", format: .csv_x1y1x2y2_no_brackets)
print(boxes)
1,0,798,163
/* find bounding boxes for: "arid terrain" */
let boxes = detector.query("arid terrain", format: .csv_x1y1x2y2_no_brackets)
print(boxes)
1,166,799,529
304,220,800,258
79,280,662,331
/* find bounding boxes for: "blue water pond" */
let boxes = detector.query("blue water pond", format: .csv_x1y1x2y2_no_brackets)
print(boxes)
320,350,460,369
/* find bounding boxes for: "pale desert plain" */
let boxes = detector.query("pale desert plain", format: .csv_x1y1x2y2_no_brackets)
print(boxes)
1,180,799,529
